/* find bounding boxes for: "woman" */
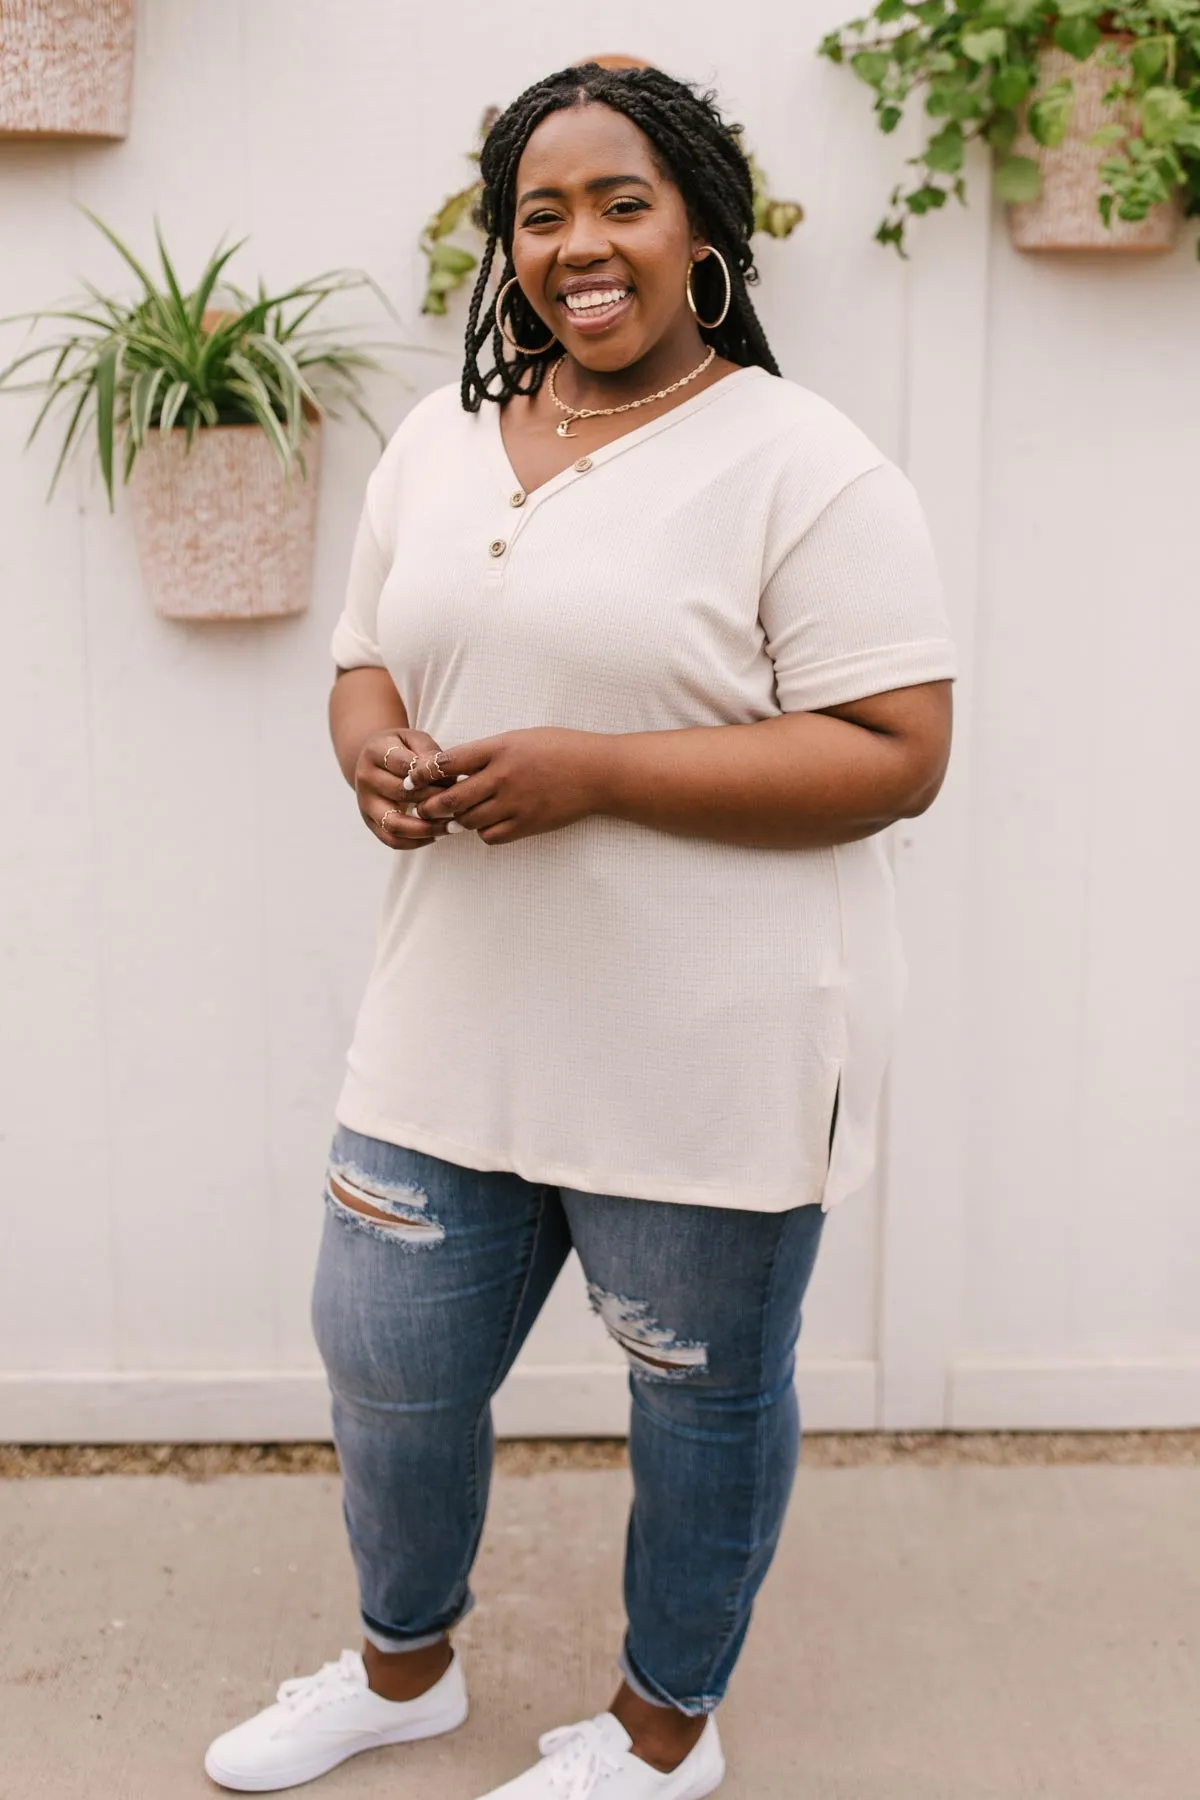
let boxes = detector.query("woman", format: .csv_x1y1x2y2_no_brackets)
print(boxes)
205,59,956,1800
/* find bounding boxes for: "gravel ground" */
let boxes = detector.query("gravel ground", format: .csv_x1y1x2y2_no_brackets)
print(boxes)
1,1429,1197,1480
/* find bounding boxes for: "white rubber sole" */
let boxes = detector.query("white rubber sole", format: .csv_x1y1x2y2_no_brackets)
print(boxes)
203,1696,468,1792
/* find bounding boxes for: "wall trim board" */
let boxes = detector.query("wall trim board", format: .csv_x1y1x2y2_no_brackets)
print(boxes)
0,1359,879,1444
949,1359,1200,1430
877,148,992,1429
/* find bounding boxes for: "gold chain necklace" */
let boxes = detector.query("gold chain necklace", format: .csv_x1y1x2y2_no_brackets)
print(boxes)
546,345,716,439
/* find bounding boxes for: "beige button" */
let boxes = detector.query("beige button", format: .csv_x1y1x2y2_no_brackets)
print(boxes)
509,490,526,507
573,456,593,472
489,538,507,558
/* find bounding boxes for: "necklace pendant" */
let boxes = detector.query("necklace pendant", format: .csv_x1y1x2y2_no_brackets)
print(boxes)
555,419,576,439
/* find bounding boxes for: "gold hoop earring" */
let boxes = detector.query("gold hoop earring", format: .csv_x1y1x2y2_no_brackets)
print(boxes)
686,246,732,330
494,277,557,355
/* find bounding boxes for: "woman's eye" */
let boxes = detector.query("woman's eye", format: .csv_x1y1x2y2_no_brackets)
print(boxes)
521,199,647,228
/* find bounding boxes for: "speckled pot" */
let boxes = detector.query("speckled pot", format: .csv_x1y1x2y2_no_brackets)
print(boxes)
0,0,134,139
127,422,323,622
1008,41,1182,253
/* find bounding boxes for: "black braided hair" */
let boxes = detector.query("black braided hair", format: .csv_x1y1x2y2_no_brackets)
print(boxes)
460,61,782,411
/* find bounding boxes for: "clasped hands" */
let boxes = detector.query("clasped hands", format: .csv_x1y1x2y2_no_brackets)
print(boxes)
355,725,610,850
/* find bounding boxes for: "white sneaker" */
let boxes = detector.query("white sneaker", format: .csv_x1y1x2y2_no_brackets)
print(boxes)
476,1710,725,1799
204,1647,468,1791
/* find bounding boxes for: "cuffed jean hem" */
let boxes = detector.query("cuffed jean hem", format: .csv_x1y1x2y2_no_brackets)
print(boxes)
361,1593,475,1654
618,1642,720,1718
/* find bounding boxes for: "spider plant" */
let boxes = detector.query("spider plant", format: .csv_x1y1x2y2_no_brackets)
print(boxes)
0,207,403,510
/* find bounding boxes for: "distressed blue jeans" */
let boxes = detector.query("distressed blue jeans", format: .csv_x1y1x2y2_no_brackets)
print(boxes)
311,1125,828,1716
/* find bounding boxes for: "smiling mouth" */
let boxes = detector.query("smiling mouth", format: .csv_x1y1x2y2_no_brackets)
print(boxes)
558,286,633,323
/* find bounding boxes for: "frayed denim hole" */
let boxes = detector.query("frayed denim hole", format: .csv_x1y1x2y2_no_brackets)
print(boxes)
586,1281,709,1380
324,1166,445,1248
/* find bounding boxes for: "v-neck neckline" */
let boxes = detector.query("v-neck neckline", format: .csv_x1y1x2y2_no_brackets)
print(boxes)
486,361,765,505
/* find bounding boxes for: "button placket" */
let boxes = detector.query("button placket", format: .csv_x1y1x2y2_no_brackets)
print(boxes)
487,450,600,576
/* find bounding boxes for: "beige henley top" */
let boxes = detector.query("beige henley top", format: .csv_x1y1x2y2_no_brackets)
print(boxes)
330,364,958,1212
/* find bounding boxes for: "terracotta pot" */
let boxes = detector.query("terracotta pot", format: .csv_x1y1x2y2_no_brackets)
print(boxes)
1008,39,1182,252
0,0,134,139
127,420,323,622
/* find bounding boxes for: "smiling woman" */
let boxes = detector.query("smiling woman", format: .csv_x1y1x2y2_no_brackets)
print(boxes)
204,59,959,1800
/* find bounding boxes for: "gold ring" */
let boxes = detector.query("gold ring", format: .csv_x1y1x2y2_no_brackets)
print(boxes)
382,741,406,774
433,750,450,781
379,808,400,834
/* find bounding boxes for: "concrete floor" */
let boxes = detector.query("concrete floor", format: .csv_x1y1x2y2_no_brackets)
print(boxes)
2,1463,1197,1798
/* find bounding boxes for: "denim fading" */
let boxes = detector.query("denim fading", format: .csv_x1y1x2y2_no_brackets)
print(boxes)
311,1125,828,1716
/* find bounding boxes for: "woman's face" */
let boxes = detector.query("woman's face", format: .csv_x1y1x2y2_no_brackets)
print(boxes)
510,102,705,371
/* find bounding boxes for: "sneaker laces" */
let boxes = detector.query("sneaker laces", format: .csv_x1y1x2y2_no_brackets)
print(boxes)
275,1649,364,1720
535,1719,625,1798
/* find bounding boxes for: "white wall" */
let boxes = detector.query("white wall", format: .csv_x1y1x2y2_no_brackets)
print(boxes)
1,0,1197,1441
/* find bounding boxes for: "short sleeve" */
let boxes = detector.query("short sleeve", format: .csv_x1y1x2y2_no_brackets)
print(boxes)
759,459,958,713
329,484,390,672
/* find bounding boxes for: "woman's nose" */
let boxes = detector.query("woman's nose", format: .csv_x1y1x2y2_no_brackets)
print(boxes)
558,215,613,264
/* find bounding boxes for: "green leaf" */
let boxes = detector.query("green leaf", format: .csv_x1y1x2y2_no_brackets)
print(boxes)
993,153,1043,201
1087,122,1127,146
425,184,480,242
428,243,478,276
880,103,905,131
1140,85,1192,145
158,378,190,434
1130,37,1168,84
1055,0,1098,16
907,183,949,213
991,63,1032,108
875,0,908,20
962,26,1007,60
852,49,891,85
94,342,117,509
128,365,165,446
1053,15,1101,59
47,382,93,500
74,205,158,294
187,238,248,331
1028,79,1075,147
925,121,966,171
986,108,1019,152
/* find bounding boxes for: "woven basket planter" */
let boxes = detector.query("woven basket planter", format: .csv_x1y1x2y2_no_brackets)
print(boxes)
1008,41,1182,252
127,422,323,622
0,0,134,139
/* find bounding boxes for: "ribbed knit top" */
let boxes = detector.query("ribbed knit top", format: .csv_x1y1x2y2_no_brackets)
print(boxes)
329,365,958,1212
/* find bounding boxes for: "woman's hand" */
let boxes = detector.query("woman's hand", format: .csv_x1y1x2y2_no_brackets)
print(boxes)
354,727,457,850
413,728,608,845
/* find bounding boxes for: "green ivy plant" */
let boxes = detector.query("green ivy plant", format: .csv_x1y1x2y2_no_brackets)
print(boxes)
419,106,805,315
819,0,1200,253
0,208,402,509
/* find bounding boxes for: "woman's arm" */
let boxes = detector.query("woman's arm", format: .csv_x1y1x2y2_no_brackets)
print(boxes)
412,680,952,850
329,666,409,787
599,680,953,850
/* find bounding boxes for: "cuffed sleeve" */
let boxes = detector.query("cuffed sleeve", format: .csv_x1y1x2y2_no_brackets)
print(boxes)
760,460,958,713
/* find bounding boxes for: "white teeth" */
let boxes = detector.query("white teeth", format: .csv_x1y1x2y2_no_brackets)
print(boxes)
563,289,629,313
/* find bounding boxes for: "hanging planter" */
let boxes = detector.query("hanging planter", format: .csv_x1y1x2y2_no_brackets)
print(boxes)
0,210,403,622
1008,40,1182,249
819,0,1200,260
126,411,324,622
0,0,135,140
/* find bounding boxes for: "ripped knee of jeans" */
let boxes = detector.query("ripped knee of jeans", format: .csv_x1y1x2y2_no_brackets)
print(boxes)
586,1283,709,1381
324,1161,445,1248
